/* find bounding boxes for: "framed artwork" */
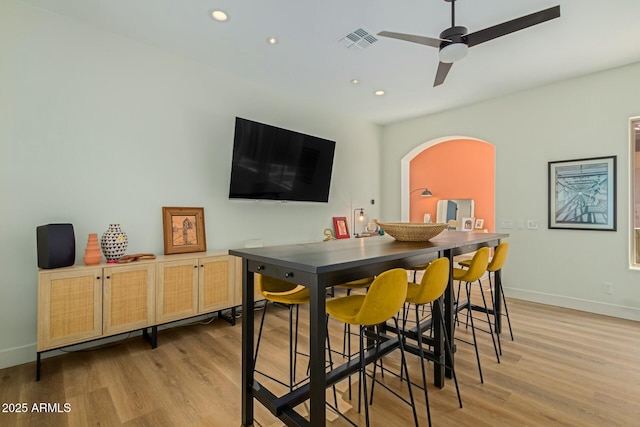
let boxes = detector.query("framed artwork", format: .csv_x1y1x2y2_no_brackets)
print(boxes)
461,217,475,231
162,207,207,254
332,217,350,239
474,218,485,229
548,156,616,231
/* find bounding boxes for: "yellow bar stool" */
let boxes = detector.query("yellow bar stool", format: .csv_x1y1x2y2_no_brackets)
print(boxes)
326,269,419,427
404,257,462,426
458,242,512,354
334,277,374,356
253,274,312,391
452,247,499,384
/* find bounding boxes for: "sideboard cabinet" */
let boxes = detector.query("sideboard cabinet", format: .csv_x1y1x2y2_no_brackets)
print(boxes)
37,251,239,379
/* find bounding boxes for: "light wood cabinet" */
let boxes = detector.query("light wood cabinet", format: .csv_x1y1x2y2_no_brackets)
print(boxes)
38,261,156,351
199,255,235,313
156,258,199,323
156,254,236,323
103,262,155,335
37,251,242,379
37,268,102,351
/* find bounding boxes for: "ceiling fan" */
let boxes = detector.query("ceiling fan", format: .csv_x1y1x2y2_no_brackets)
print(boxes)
378,0,560,87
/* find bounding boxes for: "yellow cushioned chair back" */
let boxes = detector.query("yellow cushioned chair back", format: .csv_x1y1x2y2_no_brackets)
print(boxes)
353,268,408,326
459,247,490,282
487,242,509,272
414,257,450,305
256,274,299,294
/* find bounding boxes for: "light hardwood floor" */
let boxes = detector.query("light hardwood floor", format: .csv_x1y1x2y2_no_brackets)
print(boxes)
2,292,640,426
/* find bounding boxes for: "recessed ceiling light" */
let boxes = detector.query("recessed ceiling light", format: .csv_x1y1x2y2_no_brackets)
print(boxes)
266,37,278,45
351,79,360,85
374,90,385,96
210,10,228,22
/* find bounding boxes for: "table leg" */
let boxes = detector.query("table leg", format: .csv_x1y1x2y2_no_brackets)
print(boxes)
494,268,503,334
437,249,455,386
308,279,327,427
241,259,255,427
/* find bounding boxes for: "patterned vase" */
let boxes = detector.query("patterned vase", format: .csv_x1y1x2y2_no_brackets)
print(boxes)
83,233,102,265
100,224,128,263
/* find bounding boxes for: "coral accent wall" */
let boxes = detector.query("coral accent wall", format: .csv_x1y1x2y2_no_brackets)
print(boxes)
409,139,495,231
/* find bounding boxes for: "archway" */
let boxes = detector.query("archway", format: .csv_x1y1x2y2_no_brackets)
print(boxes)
400,136,496,231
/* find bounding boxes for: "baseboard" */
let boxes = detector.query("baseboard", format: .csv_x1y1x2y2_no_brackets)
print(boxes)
505,287,640,322
0,343,36,370
0,311,233,370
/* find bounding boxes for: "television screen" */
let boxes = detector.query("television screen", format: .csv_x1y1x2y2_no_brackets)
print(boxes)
229,117,336,202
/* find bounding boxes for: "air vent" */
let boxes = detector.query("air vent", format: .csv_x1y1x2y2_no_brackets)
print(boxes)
338,27,378,50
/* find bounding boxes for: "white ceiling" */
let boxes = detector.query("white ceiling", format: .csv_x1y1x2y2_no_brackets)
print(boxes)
18,0,640,124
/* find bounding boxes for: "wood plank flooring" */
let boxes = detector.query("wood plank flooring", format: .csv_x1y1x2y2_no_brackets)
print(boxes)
2,292,640,426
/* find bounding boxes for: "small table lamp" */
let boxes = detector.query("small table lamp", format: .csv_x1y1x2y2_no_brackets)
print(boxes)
353,208,366,237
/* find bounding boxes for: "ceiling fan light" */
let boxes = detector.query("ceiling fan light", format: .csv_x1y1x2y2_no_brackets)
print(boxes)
439,43,468,63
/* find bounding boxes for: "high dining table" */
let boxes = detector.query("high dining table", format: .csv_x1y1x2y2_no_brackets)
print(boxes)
230,230,508,427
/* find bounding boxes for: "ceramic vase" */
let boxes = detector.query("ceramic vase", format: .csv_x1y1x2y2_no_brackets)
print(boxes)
100,224,128,263
83,233,102,265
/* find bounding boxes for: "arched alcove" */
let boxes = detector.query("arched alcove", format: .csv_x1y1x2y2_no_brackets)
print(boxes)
400,137,496,232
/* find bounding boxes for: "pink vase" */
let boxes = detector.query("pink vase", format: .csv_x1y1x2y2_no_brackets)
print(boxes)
83,233,102,265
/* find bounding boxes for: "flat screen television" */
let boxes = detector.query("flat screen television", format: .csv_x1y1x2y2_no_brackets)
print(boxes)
228,117,336,202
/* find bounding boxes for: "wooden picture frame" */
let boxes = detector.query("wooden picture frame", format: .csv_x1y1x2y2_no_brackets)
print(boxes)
461,217,475,231
474,218,484,229
162,207,207,254
332,217,350,239
548,156,617,231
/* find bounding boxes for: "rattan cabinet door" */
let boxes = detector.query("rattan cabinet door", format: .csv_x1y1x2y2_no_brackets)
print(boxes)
103,262,155,335
156,258,199,323
38,268,103,351
198,255,235,313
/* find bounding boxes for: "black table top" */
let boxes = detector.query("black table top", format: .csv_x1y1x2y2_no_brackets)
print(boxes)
229,231,508,275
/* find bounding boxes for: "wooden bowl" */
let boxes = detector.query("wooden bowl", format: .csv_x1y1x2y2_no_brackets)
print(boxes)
376,221,448,242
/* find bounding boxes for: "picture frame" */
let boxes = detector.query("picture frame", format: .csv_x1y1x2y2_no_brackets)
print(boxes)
332,217,350,239
474,218,484,229
162,207,207,254
548,156,616,231
461,217,475,231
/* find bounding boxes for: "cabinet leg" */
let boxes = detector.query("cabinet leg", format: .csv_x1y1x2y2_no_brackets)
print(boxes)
143,326,158,349
36,352,41,381
219,307,238,326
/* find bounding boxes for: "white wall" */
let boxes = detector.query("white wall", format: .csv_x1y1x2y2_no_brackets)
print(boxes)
0,2,380,368
381,61,640,321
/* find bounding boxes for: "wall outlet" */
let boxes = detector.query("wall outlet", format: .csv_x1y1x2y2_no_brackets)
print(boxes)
527,220,538,229
502,219,513,229
516,219,524,229
602,282,613,295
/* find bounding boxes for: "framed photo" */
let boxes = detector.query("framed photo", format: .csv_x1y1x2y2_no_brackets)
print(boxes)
333,217,350,239
461,217,475,231
162,207,207,254
474,218,484,229
548,156,616,231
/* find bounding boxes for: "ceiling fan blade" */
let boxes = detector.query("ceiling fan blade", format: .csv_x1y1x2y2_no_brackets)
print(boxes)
378,30,445,48
466,5,560,47
434,61,453,87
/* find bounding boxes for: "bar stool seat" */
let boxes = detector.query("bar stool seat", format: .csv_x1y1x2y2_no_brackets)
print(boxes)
254,275,311,391
457,242,513,352
326,269,418,427
403,257,463,426
452,247,499,383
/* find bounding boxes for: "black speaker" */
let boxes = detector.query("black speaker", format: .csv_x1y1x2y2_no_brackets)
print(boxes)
37,223,75,269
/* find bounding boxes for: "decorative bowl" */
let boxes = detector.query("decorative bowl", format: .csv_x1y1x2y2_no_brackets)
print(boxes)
376,221,448,242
